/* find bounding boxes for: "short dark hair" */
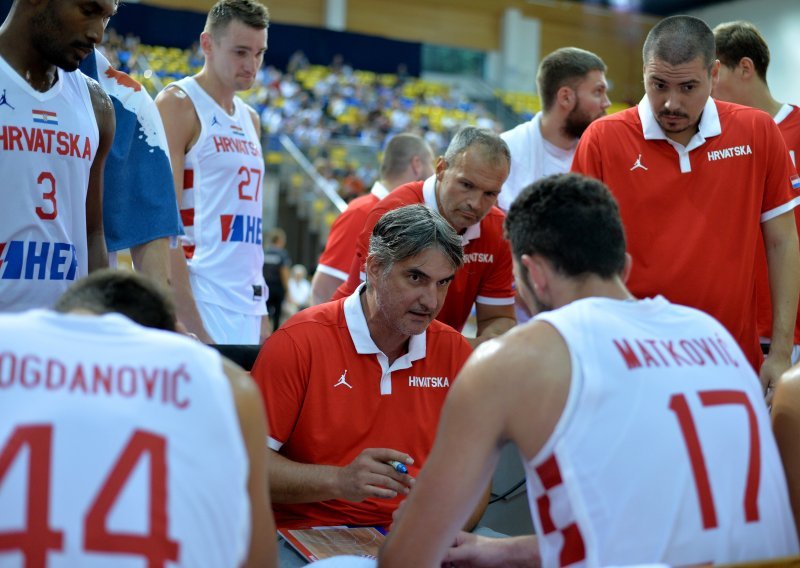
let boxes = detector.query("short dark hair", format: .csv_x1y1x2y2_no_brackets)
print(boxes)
505,173,626,278
714,21,770,82
380,134,432,179
537,47,607,111
55,270,177,332
204,0,270,36
368,204,463,277
643,15,716,72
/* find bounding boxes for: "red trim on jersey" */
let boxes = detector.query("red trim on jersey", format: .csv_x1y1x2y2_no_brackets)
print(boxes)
536,454,563,490
537,494,557,534
180,208,194,227
183,169,194,190
182,245,195,259
560,524,586,567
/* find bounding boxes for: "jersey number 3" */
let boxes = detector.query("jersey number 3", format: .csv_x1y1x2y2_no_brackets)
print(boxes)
0,424,180,567
670,390,760,530
34,172,58,220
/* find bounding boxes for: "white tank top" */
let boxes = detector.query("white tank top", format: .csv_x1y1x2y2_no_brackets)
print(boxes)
0,57,98,313
527,296,798,567
171,77,266,315
0,311,250,567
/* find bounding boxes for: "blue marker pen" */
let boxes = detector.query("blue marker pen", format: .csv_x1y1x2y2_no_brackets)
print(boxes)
387,460,408,474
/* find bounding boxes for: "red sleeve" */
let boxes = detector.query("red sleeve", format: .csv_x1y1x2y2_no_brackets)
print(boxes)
476,216,515,303
317,207,368,279
570,124,605,182
760,116,799,220
250,329,309,448
332,203,390,300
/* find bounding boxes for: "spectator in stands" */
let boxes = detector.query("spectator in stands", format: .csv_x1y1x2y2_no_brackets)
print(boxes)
286,264,311,315
499,47,610,213
712,20,800,366
156,0,270,344
263,228,291,332
311,133,435,305
334,127,517,349
251,205,485,560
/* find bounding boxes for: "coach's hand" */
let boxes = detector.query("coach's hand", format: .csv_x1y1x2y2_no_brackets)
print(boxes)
336,448,414,502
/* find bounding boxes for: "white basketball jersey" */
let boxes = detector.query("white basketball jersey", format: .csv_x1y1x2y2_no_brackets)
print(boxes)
527,296,798,567
172,77,266,316
0,311,250,567
0,57,98,313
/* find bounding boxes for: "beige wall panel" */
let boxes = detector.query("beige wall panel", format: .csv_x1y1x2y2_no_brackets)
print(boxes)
347,0,501,51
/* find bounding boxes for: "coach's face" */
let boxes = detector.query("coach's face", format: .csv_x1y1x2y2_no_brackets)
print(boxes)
32,0,117,71
367,248,455,339
434,146,508,234
644,54,718,146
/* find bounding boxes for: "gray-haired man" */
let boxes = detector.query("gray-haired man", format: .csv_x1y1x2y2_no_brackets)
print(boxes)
251,205,483,548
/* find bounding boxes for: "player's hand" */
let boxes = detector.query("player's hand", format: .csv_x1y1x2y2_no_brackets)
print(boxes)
761,351,792,405
335,448,414,502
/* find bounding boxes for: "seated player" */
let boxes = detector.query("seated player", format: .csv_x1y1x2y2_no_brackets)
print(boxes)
0,270,276,567
380,174,799,566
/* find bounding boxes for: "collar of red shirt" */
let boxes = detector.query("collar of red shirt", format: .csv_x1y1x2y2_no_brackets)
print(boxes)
342,283,427,365
637,95,722,151
421,175,481,245
370,181,389,200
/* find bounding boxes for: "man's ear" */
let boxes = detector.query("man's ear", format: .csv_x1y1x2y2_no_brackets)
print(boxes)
522,254,549,294
199,31,214,55
622,252,633,284
364,255,381,286
556,85,576,112
738,56,756,80
435,156,447,181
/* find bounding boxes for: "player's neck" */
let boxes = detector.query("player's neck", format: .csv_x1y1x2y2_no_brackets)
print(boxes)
194,69,236,115
553,275,633,308
750,86,783,118
0,35,59,93
540,112,578,151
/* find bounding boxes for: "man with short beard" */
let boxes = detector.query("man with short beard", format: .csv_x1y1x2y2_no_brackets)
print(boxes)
572,15,800,398
498,47,610,213
0,0,115,312
251,205,480,559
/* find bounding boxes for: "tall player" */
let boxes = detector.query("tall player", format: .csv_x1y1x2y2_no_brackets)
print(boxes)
157,0,269,344
0,0,114,312
0,270,276,567
380,174,799,567
713,20,800,366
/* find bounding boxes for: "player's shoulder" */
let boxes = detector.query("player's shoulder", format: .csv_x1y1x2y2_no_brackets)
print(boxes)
381,181,424,207
82,73,113,113
479,206,507,235
155,80,196,111
501,116,536,144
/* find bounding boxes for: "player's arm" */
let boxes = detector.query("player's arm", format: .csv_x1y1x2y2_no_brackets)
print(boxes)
772,364,800,542
155,86,213,343
310,270,345,305
130,238,170,288
443,532,541,567
268,447,414,504
380,322,569,567
470,303,516,349
761,210,800,396
85,77,113,271
222,357,277,568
